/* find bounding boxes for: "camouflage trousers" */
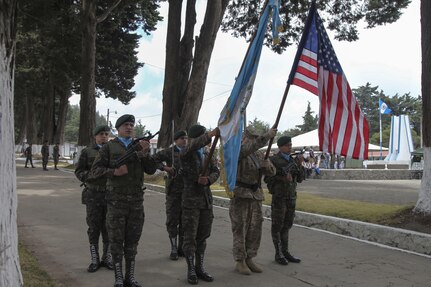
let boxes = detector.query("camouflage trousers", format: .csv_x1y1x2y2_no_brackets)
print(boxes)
182,207,213,256
229,197,263,261
166,191,182,238
42,156,48,166
86,189,108,245
106,199,144,262
271,196,296,244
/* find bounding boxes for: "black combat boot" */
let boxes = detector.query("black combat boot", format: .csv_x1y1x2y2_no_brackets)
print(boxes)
87,244,100,272
124,260,142,287
101,243,114,269
169,237,179,260
177,235,184,257
195,253,213,282
113,261,124,287
186,255,198,285
273,240,288,265
281,236,301,263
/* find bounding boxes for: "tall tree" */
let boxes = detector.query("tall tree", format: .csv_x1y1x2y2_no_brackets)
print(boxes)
414,0,431,214
0,0,23,285
296,101,318,132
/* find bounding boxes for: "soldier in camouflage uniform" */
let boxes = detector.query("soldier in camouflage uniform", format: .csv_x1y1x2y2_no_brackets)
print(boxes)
53,142,60,170
152,130,188,260
24,143,35,168
264,136,305,265
229,128,276,275
75,125,113,273
89,114,157,287
41,140,49,171
179,125,220,285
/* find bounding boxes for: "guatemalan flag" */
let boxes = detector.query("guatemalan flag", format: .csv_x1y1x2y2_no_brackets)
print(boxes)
379,99,392,115
287,2,369,160
218,0,281,193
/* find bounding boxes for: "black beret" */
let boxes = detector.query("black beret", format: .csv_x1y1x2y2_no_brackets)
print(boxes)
188,124,206,138
277,136,292,147
174,130,187,140
115,114,135,129
94,125,110,136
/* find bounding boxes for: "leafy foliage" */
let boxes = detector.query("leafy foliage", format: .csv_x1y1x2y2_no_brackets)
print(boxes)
296,101,318,132
222,0,411,53
65,104,107,143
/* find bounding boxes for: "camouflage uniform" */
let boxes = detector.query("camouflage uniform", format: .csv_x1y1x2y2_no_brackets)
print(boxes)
264,152,305,263
24,145,34,168
89,138,157,266
75,144,111,271
179,132,219,283
230,133,276,263
53,144,60,169
41,143,49,170
153,145,184,258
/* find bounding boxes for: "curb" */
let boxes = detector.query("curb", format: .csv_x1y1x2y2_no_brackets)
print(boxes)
145,183,431,256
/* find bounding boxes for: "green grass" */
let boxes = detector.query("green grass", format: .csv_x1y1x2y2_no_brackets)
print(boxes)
19,242,58,287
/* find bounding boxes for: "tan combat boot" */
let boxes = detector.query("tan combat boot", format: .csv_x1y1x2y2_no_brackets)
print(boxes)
235,260,252,275
245,258,263,273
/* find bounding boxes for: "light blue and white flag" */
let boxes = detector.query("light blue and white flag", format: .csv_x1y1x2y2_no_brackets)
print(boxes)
379,99,392,115
218,0,281,193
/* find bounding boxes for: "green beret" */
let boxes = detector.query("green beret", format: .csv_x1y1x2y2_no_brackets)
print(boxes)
174,130,187,140
277,136,292,147
115,114,135,129
188,125,206,138
94,125,110,136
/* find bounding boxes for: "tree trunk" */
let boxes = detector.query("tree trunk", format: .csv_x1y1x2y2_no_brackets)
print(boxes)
25,91,36,143
54,89,70,144
43,76,55,143
0,0,23,286
158,0,229,147
79,0,97,146
414,0,431,214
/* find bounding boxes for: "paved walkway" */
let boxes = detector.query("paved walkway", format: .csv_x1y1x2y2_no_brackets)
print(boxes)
16,166,430,287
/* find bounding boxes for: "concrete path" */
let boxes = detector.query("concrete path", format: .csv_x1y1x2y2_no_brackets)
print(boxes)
17,166,430,287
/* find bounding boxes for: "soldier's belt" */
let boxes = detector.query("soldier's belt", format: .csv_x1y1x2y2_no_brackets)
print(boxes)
86,184,107,192
235,181,260,192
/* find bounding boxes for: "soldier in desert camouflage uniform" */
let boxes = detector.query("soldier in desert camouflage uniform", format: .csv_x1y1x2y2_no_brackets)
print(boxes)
229,128,277,275
75,125,113,273
152,130,188,260
179,125,220,285
89,114,157,287
264,136,305,266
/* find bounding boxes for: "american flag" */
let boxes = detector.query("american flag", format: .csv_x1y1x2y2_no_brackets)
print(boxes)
288,3,369,160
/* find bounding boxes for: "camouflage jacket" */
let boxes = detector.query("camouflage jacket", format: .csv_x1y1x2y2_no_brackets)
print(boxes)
41,145,49,158
89,138,157,201
75,144,107,188
53,146,60,159
179,133,220,209
152,145,184,195
264,152,305,199
234,135,276,200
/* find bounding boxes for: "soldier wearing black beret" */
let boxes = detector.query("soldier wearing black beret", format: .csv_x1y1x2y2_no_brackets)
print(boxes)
75,124,113,273
264,135,305,266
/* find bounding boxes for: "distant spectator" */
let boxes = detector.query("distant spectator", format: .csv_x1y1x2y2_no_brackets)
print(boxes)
53,143,60,170
24,143,35,168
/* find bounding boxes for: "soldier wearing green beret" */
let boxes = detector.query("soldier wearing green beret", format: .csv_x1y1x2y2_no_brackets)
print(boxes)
75,125,113,273
152,130,188,260
264,136,305,265
89,115,157,287
179,125,220,284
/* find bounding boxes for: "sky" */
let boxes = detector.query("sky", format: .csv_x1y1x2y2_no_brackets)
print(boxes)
70,1,421,135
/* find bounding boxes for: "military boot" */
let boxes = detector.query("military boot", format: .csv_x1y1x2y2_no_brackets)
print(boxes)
87,244,100,272
101,243,114,269
281,239,301,263
273,240,288,265
113,261,124,287
124,260,142,287
235,260,252,275
186,255,198,284
169,237,179,260
195,253,213,282
245,257,263,273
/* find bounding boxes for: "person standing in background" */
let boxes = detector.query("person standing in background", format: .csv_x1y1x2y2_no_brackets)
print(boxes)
41,140,49,171
24,143,35,168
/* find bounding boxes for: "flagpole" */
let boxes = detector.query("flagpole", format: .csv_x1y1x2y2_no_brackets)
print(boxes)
265,83,292,159
379,107,383,160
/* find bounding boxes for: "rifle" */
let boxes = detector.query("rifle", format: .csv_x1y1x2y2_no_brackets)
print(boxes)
114,131,159,168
